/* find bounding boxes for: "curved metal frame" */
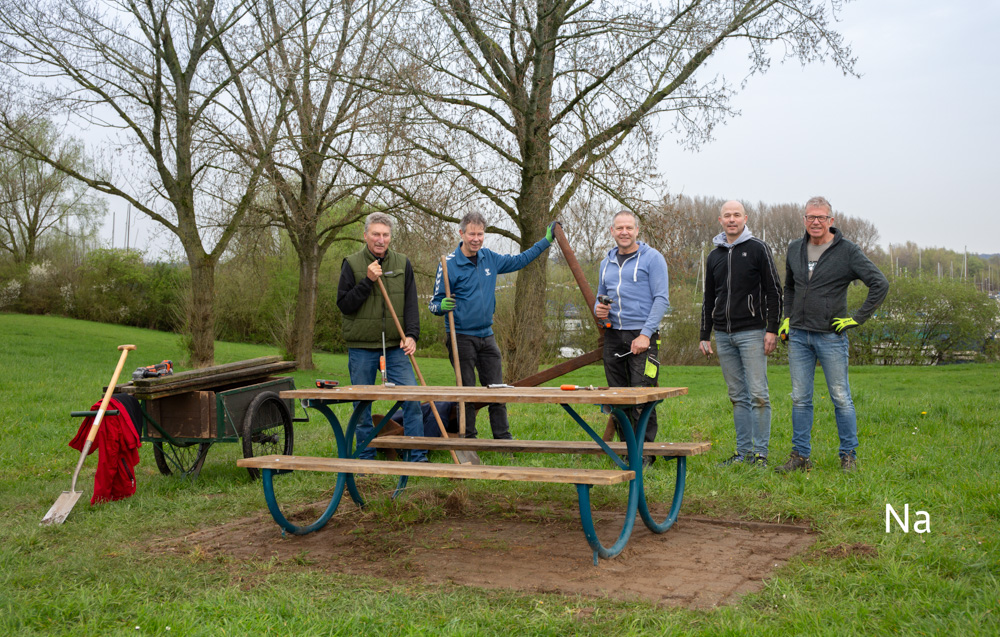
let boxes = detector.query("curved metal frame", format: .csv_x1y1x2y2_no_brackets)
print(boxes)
259,399,412,535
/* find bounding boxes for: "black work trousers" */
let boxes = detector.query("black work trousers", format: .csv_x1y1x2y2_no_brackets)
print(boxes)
602,328,660,445
447,333,511,439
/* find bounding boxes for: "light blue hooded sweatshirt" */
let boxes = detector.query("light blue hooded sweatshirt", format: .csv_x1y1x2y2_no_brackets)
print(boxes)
595,241,670,337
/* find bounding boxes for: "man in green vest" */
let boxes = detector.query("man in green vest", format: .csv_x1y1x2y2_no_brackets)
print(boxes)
336,212,427,462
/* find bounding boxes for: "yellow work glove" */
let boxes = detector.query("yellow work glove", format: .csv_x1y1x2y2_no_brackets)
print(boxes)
832,317,859,333
778,317,790,342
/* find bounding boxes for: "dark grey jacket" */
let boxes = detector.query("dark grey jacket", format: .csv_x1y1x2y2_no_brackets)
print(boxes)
784,228,889,333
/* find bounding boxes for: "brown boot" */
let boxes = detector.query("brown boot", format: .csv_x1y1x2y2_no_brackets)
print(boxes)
775,449,812,474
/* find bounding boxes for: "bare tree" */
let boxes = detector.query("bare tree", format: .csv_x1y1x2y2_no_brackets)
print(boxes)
558,186,614,265
0,0,278,366
836,214,880,254
214,0,408,368
373,0,855,380
0,119,104,263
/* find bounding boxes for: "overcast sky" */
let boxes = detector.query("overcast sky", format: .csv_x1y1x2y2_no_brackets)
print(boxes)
657,0,1000,255
103,1,1000,257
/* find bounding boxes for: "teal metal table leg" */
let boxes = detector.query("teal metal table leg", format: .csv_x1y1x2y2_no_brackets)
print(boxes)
625,401,687,533
565,404,643,563
261,467,343,535
310,400,409,506
576,479,639,565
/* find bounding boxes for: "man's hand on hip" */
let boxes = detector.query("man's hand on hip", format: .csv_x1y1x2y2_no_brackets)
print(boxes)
764,332,777,355
400,336,416,356
698,340,713,356
832,317,859,333
630,334,650,355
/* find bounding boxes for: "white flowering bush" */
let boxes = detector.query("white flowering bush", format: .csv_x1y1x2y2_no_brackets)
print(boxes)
0,279,22,308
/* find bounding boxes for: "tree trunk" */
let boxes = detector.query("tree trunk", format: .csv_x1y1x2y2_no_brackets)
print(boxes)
504,254,549,382
186,255,216,368
289,241,321,369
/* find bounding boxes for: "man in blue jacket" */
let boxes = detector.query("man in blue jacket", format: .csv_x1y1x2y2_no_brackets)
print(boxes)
699,200,782,467
429,212,554,439
594,210,670,466
775,196,888,474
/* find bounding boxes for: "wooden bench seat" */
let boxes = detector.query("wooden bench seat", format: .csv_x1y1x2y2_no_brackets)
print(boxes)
237,455,634,486
369,436,711,457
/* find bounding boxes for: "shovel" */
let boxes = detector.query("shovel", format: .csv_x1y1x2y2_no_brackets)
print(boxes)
41,344,136,526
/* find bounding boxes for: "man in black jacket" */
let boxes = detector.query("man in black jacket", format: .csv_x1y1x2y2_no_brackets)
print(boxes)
699,201,782,467
775,196,889,474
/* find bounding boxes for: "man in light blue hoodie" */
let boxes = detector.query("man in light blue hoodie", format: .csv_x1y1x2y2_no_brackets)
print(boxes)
594,210,670,466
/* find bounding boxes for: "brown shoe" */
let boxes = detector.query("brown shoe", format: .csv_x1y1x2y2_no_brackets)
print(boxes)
775,450,812,474
840,453,858,472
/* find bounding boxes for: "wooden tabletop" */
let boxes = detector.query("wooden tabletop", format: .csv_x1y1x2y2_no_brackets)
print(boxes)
282,385,687,405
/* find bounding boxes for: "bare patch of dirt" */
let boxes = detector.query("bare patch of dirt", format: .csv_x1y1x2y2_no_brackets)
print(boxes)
152,490,815,610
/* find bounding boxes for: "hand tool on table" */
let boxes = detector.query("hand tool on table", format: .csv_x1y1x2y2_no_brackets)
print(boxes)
560,384,609,390
42,344,137,526
315,380,340,389
376,275,469,465
440,257,482,464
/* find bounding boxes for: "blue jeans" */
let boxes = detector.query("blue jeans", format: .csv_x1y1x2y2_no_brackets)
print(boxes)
715,329,771,457
347,347,426,461
787,329,858,459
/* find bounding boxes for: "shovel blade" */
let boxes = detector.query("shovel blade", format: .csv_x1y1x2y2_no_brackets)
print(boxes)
456,450,481,465
40,490,84,526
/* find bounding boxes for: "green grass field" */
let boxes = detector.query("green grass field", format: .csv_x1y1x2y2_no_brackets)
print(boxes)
1,313,998,635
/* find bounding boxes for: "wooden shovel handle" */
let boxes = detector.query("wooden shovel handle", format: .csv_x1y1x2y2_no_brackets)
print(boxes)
85,345,136,443
440,256,465,437
375,277,461,465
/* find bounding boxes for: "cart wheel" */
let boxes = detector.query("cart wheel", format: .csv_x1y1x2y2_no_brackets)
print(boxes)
241,391,294,480
152,441,211,479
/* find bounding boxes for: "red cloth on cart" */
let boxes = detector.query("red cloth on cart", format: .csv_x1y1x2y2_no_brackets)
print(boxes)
69,398,142,504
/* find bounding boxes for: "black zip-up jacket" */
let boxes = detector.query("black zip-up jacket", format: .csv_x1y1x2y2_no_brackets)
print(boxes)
700,228,782,340
784,227,889,332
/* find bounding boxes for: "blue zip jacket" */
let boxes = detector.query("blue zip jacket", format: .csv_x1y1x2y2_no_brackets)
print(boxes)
595,241,670,337
429,237,551,337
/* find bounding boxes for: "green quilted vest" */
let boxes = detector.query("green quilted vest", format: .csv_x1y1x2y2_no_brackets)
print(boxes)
342,248,408,349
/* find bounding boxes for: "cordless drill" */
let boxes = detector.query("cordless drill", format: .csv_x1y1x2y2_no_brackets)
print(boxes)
132,360,173,381
597,294,613,328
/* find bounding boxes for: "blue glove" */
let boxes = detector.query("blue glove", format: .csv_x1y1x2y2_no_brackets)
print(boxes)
832,317,859,333
545,222,556,242
441,297,456,312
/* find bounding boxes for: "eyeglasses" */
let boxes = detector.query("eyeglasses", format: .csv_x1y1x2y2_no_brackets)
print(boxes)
804,215,831,223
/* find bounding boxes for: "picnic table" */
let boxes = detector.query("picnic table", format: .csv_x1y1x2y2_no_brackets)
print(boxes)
239,385,709,564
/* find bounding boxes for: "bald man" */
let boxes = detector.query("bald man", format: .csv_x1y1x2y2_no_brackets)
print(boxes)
699,201,782,467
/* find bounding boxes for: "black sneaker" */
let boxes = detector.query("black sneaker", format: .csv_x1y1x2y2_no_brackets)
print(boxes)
775,450,812,473
840,453,858,473
719,452,751,467
753,455,768,467
642,456,655,468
